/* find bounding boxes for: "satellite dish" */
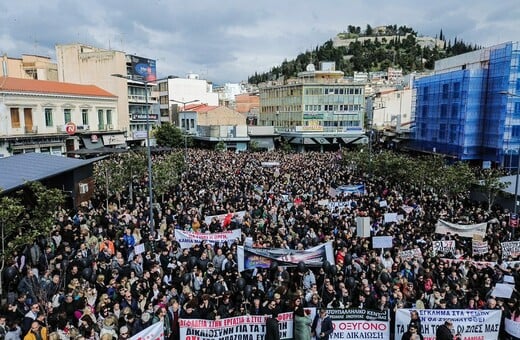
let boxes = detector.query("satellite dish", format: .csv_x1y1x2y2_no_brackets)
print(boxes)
306,63,315,72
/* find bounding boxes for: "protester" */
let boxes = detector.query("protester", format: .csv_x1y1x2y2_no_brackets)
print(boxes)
294,305,312,340
311,308,333,340
435,320,455,340
0,149,517,339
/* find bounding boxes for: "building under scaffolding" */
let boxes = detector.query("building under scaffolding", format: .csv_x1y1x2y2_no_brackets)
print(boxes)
410,41,520,168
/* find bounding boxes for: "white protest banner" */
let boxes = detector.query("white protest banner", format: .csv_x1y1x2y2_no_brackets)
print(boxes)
472,240,489,256
379,200,388,207
395,309,502,340
384,213,398,224
502,241,520,259
179,312,293,339
356,217,371,238
398,248,422,261
506,318,520,338
129,321,163,340
432,240,456,256
435,219,487,238
204,211,247,225
134,243,145,255
175,229,241,249
491,283,514,299
372,236,393,249
327,308,390,340
317,199,329,206
505,275,515,284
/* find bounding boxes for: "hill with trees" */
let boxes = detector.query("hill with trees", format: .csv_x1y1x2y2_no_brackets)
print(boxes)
248,25,480,84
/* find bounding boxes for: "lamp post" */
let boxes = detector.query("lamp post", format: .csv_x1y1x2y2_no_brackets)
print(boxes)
170,99,199,161
111,73,174,237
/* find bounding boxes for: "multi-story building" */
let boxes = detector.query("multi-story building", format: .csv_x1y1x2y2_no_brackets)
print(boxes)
258,62,367,151
411,41,520,167
0,77,118,157
56,43,162,145
1,54,58,81
157,73,218,126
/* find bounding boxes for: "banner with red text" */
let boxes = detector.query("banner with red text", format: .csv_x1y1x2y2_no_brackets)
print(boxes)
179,312,293,340
175,229,241,249
327,308,390,340
395,309,501,340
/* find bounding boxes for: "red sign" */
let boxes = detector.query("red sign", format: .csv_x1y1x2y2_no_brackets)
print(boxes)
65,122,77,135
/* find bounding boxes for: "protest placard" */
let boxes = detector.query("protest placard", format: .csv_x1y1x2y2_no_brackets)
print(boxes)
395,309,501,340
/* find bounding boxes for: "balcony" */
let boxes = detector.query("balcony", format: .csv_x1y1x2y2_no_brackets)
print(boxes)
24,126,38,134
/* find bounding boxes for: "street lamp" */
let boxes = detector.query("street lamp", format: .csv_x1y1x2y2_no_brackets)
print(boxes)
111,73,175,237
170,99,199,161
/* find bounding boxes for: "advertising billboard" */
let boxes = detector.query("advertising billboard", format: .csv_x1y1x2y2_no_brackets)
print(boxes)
129,55,157,82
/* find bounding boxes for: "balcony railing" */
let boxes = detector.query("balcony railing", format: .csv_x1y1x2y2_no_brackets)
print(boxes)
25,126,38,133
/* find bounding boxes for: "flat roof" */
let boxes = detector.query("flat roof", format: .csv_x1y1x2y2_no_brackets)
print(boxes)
0,153,95,193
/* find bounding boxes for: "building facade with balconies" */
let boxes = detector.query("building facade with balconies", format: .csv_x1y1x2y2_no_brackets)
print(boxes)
258,62,367,151
0,77,118,157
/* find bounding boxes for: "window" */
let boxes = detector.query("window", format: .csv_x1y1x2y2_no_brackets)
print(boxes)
439,124,446,140
440,104,448,118
513,126,520,138
63,109,71,123
45,108,53,127
453,82,460,99
98,109,104,129
451,104,459,118
106,110,112,125
422,105,428,118
423,86,429,100
516,79,520,92
442,84,449,99
82,109,88,125
10,108,20,128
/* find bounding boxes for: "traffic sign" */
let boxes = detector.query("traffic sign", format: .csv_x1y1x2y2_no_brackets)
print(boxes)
65,122,77,135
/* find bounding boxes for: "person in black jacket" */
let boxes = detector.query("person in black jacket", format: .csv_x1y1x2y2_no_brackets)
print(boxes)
311,308,333,340
435,320,454,340
264,301,280,340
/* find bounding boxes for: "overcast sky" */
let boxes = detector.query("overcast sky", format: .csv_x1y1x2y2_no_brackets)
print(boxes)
1,0,519,85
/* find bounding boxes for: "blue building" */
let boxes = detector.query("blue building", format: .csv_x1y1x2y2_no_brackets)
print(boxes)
411,42,520,168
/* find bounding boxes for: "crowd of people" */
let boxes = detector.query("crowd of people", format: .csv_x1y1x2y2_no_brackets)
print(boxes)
1,148,519,339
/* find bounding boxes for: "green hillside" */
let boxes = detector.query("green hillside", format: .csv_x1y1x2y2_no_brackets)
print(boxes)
248,25,480,84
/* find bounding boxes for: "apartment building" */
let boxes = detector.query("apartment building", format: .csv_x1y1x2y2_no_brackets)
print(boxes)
258,62,367,151
411,41,520,167
0,77,119,157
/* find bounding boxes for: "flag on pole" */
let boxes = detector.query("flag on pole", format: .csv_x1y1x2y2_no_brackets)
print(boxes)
129,322,164,340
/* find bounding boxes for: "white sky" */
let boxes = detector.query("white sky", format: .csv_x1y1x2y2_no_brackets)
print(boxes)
1,0,519,84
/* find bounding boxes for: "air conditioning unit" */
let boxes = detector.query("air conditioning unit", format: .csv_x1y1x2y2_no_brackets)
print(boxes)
79,183,89,194
57,125,67,133
77,125,89,131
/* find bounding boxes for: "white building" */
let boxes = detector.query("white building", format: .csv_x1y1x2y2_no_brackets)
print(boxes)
157,73,219,125
0,77,119,157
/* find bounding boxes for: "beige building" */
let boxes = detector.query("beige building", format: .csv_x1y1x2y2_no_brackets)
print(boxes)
55,44,130,134
0,77,119,157
1,54,58,81
183,104,249,151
